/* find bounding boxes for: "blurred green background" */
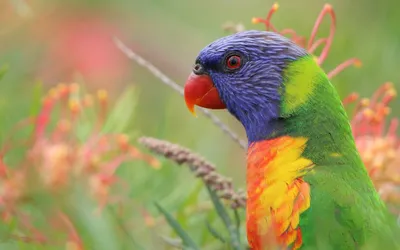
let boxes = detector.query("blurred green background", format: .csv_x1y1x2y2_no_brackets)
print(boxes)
0,0,399,249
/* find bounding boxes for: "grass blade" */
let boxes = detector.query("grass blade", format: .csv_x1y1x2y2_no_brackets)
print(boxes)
154,202,199,250
234,209,241,244
108,207,146,250
206,186,241,250
206,221,226,243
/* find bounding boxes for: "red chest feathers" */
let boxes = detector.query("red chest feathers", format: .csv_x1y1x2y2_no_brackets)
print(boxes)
246,136,314,250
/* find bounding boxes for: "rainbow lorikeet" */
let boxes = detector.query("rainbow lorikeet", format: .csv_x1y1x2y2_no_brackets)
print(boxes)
183,30,400,250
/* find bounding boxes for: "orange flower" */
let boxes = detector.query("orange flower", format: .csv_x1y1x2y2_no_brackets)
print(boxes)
344,83,400,212
252,3,362,79
0,83,160,248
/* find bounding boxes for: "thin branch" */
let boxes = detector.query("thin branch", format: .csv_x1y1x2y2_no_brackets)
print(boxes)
113,37,247,149
138,136,247,209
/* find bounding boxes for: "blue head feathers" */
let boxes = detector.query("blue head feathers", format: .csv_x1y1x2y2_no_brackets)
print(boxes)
195,30,308,142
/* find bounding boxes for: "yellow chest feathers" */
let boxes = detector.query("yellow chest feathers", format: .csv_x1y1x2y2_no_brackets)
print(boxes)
246,136,315,250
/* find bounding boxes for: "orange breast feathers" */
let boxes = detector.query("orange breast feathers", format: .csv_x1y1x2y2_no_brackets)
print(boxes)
246,136,314,250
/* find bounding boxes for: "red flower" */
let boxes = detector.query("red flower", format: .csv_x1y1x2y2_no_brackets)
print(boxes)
344,83,400,212
252,3,362,79
0,83,160,247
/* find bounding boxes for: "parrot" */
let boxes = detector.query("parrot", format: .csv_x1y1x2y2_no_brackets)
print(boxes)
183,30,400,250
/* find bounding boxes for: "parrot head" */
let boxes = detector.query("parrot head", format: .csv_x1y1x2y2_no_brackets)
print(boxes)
184,30,308,142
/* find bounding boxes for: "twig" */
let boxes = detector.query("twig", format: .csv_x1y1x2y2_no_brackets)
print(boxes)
113,37,247,149
138,136,247,209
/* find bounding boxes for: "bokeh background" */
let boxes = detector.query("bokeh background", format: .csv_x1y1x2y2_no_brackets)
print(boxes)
0,0,399,249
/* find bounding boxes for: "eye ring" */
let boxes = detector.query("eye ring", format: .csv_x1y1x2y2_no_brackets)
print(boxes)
225,55,242,70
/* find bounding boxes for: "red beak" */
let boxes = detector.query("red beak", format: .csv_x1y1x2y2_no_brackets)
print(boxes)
183,73,226,116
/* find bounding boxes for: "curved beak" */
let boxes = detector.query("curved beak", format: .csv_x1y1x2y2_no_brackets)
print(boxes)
183,73,226,116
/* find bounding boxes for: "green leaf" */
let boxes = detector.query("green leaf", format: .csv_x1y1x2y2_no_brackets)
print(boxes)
200,206,217,245
176,180,203,227
233,209,241,244
68,187,123,250
154,202,199,250
108,206,146,250
0,64,8,81
0,216,17,242
103,86,138,133
160,236,182,248
181,180,203,208
206,186,241,250
29,81,44,117
206,221,226,243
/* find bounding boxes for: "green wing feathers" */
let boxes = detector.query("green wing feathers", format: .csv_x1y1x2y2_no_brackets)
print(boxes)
281,56,400,249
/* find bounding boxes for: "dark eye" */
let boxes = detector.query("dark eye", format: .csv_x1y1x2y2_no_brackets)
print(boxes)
226,55,242,70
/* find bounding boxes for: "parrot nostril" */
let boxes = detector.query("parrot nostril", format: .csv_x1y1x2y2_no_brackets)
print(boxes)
193,63,205,75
